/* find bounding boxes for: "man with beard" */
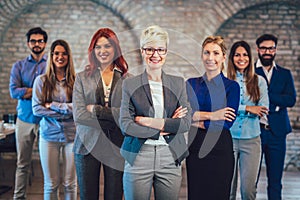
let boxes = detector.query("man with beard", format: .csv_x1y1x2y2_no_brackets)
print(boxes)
255,34,296,200
9,27,48,199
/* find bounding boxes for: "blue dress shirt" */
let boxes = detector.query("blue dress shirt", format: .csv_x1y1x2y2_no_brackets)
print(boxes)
230,72,269,139
32,75,75,143
187,72,240,130
9,54,47,124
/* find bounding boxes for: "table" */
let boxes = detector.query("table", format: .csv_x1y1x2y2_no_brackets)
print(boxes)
0,124,15,139
0,123,16,195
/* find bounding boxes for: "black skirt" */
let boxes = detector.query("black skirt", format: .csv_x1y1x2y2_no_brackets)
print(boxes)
186,126,234,200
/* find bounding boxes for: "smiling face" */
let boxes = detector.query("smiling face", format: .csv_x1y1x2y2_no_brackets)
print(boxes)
233,46,249,73
202,42,226,76
257,40,277,67
141,41,167,71
94,37,115,69
52,45,68,69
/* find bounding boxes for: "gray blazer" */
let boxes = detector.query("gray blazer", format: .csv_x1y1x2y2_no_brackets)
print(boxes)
119,70,192,166
72,67,127,164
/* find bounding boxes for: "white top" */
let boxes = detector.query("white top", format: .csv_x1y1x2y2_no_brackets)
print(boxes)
145,80,168,145
101,71,112,107
256,59,279,125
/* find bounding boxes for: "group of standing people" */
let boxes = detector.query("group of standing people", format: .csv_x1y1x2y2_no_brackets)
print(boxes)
8,25,296,200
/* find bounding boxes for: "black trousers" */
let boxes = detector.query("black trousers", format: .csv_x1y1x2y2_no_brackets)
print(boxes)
75,153,124,200
186,127,234,200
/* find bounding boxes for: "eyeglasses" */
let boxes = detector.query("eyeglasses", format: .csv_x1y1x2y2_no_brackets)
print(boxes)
258,46,276,53
52,52,68,57
142,47,167,55
29,39,45,45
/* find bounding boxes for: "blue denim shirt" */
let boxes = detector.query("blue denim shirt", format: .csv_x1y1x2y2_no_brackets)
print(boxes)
32,75,75,143
230,72,269,139
9,54,47,124
187,72,240,131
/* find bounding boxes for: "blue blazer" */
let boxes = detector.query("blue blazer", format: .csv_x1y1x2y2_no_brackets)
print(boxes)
255,64,296,136
119,70,192,166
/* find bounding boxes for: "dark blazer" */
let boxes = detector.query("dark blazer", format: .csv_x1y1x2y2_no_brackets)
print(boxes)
256,64,296,136
119,70,192,166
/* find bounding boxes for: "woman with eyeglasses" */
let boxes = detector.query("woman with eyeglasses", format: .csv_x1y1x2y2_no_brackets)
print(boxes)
227,41,269,200
119,25,191,200
32,39,77,199
186,36,240,200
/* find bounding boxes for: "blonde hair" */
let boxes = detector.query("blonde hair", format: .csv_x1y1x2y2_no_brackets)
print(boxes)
140,25,169,48
202,36,227,71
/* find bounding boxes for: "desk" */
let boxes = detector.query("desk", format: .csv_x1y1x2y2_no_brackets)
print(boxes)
0,124,15,139
0,124,16,195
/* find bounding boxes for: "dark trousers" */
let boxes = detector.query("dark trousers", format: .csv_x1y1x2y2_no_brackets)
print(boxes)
186,127,234,200
75,153,123,200
259,128,286,200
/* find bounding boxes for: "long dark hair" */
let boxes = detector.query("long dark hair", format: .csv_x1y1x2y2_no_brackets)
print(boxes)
87,28,128,75
228,41,260,103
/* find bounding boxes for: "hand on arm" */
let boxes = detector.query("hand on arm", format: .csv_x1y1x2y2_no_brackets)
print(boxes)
135,106,188,136
161,106,188,135
45,102,51,109
246,105,269,117
172,106,188,119
211,107,236,122
23,88,32,99
193,107,236,122
86,104,94,113
135,116,165,131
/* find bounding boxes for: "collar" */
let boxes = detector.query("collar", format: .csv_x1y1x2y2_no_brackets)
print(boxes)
236,71,243,78
97,66,123,74
203,72,225,87
57,77,66,83
28,54,47,63
113,66,123,73
256,59,277,70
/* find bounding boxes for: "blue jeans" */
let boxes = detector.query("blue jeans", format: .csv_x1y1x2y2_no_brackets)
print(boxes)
13,118,38,200
230,136,261,200
74,153,123,200
123,144,182,200
39,137,77,200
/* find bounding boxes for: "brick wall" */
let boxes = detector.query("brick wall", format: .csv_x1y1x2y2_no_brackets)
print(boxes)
0,0,299,167
217,1,300,128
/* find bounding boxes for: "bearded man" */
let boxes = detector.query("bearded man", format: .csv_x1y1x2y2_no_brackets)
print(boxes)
9,27,48,200
255,34,296,200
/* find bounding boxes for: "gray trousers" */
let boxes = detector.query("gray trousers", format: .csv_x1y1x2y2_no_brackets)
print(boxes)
123,144,182,200
230,136,261,200
13,118,38,200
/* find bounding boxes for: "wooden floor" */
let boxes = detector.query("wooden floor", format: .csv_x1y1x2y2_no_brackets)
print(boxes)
0,157,299,200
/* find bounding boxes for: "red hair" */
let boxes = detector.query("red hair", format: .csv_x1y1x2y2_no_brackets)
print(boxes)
87,28,128,75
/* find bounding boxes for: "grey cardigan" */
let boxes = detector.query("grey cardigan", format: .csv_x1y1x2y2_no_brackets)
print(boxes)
119,70,192,166
72,67,128,169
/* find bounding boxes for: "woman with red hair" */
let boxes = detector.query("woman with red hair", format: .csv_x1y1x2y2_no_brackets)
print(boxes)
73,28,129,200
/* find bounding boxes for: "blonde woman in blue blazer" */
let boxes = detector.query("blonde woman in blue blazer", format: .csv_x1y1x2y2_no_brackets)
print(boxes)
119,25,191,200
